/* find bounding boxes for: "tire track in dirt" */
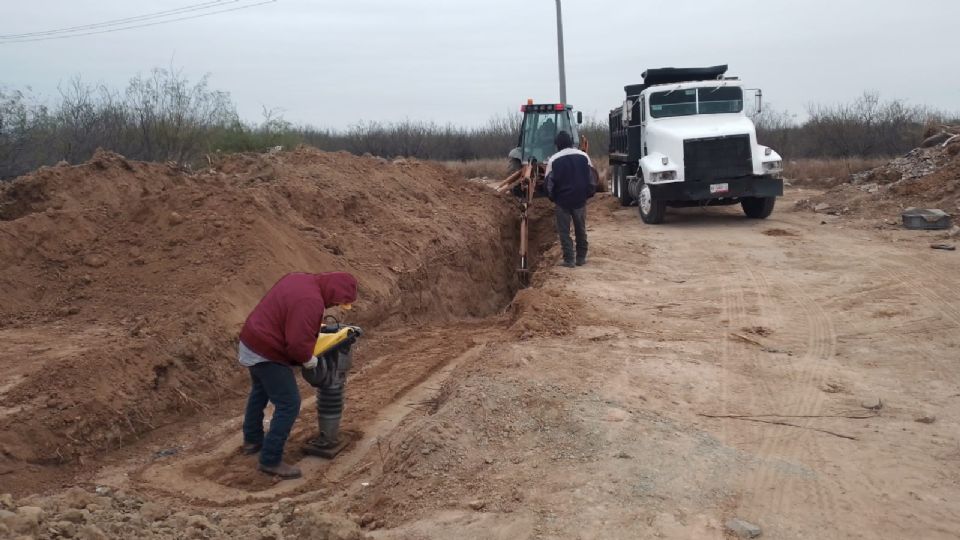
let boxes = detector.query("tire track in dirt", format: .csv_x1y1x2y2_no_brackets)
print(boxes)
769,269,845,529
865,254,960,385
716,259,786,513
723,256,841,528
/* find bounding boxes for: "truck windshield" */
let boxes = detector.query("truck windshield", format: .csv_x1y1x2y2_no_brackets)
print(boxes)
698,86,744,114
521,111,575,162
649,86,744,118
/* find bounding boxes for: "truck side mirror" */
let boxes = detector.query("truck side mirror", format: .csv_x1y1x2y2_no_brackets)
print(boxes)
622,100,632,127
577,111,583,125
755,89,763,115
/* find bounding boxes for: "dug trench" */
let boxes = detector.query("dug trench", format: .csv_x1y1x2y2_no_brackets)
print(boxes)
0,148,560,501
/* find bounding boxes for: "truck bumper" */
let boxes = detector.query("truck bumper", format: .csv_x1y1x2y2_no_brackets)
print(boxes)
649,175,783,202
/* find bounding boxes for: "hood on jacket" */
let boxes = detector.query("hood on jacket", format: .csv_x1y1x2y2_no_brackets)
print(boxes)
316,272,358,307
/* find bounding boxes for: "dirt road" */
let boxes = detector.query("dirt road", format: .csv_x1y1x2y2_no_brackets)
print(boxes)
332,194,959,539
7,190,960,539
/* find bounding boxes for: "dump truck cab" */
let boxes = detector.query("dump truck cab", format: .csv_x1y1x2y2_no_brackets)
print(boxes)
609,65,784,223
509,102,583,170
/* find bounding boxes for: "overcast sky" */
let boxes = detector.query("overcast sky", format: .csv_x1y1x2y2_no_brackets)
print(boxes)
2,0,958,129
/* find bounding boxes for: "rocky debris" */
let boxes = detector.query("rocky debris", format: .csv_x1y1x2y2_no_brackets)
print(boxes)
61,508,88,523
915,416,937,424
861,398,884,411
467,499,486,511
0,505,43,535
804,130,960,220
725,517,762,538
82,253,108,268
930,243,956,251
168,211,185,226
78,524,109,540
286,503,368,540
138,502,169,522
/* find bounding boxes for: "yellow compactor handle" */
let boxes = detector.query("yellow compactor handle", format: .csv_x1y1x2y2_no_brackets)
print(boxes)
312,326,360,357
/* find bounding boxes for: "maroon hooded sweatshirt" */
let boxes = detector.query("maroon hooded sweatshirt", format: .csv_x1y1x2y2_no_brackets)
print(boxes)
239,272,358,366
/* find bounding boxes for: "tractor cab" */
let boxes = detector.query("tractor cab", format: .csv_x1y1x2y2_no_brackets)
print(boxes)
509,101,583,169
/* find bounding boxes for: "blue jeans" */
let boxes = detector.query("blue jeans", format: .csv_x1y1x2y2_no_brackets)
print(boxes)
242,362,301,466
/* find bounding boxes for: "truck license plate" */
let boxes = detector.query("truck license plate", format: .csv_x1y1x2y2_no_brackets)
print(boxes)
710,183,729,194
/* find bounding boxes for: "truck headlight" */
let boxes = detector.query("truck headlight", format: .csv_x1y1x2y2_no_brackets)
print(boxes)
650,170,677,182
762,160,782,173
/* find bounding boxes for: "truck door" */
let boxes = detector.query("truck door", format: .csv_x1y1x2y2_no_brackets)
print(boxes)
639,96,647,157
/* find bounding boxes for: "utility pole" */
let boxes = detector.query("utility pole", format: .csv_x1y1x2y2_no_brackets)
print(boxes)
555,0,567,105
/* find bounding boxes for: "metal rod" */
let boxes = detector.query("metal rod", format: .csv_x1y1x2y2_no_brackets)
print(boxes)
555,0,567,105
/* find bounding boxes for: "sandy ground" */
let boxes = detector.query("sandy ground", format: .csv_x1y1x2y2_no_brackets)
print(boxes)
5,189,960,539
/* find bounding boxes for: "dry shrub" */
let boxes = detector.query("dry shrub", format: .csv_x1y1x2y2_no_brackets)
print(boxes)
442,158,507,179
784,157,889,187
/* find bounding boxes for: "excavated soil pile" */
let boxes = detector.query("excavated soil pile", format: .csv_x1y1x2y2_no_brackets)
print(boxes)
0,147,520,493
0,487,367,540
796,133,960,218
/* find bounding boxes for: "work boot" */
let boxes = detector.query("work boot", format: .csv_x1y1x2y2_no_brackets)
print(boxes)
576,256,587,266
560,259,575,268
241,442,262,455
258,462,302,479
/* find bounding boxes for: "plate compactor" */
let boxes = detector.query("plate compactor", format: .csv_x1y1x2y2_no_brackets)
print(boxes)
300,320,363,459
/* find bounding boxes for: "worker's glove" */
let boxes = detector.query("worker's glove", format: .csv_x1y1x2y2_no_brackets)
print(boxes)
303,356,319,370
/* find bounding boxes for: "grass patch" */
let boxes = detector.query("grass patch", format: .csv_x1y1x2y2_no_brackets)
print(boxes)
784,157,888,187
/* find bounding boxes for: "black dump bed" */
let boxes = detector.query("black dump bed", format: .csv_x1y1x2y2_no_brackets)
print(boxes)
624,65,728,97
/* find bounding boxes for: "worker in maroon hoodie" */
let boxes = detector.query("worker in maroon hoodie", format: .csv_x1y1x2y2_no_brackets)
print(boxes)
238,272,358,479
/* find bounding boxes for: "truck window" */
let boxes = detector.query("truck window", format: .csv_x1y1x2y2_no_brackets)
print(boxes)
649,89,697,118
698,86,743,114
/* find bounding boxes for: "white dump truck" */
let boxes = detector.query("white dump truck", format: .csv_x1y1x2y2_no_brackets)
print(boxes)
608,65,783,224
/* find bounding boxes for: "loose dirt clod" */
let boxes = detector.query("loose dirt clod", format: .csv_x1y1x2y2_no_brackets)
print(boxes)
726,517,762,538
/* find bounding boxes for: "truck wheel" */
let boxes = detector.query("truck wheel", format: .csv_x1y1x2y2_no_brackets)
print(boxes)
617,168,632,207
741,196,776,219
610,165,619,196
638,183,666,224
508,158,522,174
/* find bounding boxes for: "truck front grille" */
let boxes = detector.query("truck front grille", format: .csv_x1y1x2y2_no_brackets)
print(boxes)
683,135,752,182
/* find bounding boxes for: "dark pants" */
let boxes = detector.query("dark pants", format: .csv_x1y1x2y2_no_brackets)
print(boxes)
242,362,301,466
556,205,588,263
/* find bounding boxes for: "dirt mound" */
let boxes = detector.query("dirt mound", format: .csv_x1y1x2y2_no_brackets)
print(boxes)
0,486,367,539
796,132,960,218
0,147,523,493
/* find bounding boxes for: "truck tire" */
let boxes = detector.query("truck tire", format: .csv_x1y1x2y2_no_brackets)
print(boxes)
609,165,619,196
508,158,522,174
741,196,776,219
617,167,632,207
638,182,666,224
